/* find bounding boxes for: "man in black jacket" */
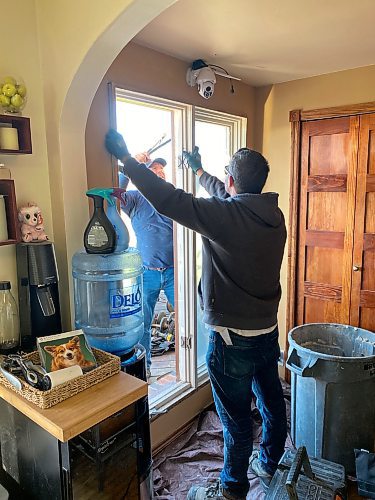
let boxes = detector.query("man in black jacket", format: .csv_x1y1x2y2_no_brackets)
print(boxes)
105,130,287,500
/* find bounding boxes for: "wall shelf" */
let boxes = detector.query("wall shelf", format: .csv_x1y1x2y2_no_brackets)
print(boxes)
0,179,20,246
0,115,32,155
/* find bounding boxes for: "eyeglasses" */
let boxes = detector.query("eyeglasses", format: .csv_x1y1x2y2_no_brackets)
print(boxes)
224,165,232,176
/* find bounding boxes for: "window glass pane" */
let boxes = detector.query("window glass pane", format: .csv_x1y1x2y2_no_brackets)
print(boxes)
116,99,173,246
195,121,231,367
115,97,178,394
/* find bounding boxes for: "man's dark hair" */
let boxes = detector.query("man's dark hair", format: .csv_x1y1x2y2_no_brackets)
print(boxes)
228,148,269,194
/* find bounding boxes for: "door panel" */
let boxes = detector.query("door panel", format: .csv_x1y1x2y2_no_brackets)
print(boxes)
305,247,343,285
309,132,349,175
297,116,359,325
350,114,375,329
304,298,343,324
307,192,347,231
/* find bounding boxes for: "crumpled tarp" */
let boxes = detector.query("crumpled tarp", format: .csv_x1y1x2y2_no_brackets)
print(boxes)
153,382,294,499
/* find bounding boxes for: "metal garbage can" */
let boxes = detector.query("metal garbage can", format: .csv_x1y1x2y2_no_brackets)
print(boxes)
286,323,375,474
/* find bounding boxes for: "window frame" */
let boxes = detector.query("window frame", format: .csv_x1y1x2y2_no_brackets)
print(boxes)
112,85,247,409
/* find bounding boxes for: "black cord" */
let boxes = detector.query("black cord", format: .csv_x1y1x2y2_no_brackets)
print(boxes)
208,64,235,94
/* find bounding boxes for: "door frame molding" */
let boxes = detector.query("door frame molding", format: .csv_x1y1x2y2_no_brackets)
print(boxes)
286,101,375,380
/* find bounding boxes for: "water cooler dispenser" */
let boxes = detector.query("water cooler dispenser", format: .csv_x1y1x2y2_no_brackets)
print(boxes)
72,247,152,499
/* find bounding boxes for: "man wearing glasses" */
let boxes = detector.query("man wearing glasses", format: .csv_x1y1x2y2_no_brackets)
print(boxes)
105,131,287,500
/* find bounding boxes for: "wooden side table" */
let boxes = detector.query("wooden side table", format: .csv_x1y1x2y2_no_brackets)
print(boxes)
0,372,150,499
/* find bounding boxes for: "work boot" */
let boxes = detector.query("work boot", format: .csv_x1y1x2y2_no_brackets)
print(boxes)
249,450,273,491
187,479,245,500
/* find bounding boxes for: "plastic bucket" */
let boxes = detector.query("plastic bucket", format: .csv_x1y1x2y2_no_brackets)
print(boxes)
286,323,375,474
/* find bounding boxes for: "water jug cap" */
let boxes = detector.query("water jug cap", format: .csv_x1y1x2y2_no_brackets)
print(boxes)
0,281,11,290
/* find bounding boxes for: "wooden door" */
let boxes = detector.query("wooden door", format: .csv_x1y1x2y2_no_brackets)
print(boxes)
350,114,375,330
296,116,359,325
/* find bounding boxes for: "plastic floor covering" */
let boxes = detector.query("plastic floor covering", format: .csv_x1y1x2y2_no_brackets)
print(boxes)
153,382,294,499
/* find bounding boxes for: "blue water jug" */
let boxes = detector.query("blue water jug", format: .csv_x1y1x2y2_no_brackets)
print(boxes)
72,248,144,355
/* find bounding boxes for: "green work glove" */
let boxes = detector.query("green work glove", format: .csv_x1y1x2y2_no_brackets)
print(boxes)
105,129,130,161
182,146,202,174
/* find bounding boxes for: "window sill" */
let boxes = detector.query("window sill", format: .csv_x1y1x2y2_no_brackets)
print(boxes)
149,378,211,422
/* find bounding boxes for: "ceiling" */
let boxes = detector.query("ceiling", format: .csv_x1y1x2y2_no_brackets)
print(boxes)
134,0,375,87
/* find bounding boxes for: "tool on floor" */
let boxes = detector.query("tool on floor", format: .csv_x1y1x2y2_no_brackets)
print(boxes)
151,309,175,356
265,446,346,499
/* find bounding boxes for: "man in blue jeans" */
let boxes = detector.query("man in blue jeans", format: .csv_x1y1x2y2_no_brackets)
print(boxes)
118,155,174,379
105,130,287,499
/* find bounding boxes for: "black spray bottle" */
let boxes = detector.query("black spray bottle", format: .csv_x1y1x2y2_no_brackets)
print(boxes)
84,191,116,254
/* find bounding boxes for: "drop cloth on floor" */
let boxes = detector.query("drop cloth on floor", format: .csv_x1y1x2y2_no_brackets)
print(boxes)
153,382,293,499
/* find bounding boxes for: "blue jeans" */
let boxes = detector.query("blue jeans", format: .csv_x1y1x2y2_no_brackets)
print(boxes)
206,327,287,498
141,267,174,369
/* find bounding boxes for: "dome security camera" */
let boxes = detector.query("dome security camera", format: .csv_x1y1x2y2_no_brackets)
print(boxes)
196,67,216,99
187,60,241,98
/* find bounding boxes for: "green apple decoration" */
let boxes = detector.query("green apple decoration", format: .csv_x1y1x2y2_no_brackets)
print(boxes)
0,76,27,113
2,83,17,97
0,95,10,107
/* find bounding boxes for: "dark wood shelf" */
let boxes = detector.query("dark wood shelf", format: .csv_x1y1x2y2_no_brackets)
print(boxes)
0,115,32,155
0,239,18,247
0,179,20,246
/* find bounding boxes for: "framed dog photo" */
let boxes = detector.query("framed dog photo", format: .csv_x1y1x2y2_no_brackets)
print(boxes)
37,330,97,373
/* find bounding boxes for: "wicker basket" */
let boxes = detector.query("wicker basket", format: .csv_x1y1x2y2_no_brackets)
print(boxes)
0,348,120,409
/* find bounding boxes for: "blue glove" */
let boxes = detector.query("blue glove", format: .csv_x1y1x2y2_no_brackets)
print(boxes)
105,129,130,160
182,146,202,174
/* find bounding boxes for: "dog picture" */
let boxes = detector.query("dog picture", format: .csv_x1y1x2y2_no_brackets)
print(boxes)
44,336,95,372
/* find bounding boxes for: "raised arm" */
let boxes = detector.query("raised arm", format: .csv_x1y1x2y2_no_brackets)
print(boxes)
183,147,229,199
199,171,229,199
105,130,223,240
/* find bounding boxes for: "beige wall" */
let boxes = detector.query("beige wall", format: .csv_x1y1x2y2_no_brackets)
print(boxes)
85,42,255,189
255,65,375,353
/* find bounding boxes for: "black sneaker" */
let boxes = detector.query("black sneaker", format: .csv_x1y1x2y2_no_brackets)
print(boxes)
187,479,246,500
249,450,273,491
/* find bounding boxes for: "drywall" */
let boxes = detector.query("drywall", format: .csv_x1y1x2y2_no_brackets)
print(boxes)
255,65,375,353
85,42,255,188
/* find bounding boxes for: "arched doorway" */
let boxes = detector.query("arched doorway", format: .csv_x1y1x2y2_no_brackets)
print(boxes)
56,0,177,323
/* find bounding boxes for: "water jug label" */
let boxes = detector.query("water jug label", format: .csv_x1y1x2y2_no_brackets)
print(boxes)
109,285,142,318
